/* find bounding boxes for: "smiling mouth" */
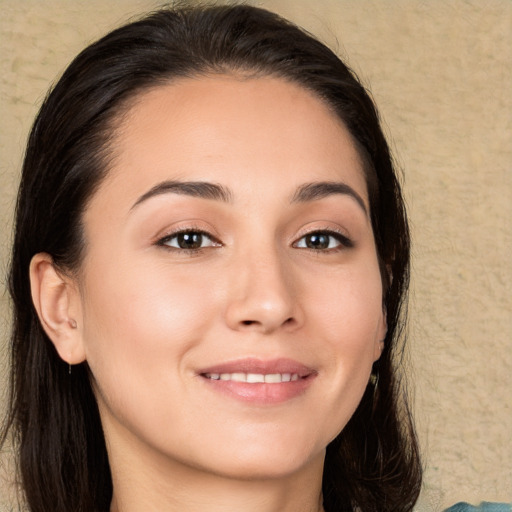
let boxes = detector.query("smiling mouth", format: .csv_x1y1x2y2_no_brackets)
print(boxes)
203,372,301,383
198,358,316,404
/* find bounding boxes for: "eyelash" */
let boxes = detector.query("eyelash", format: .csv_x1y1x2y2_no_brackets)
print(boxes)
156,228,353,253
293,229,354,251
157,229,221,254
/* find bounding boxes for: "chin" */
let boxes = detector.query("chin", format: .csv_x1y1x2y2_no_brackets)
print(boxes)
203,450,325,482
185,428,329,481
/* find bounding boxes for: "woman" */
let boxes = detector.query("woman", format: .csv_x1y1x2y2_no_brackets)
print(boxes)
1,4,422,511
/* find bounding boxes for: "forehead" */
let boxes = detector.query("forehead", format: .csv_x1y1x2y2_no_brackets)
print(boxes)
89,74,368,212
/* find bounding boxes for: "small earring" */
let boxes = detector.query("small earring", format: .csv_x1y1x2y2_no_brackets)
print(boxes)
69,319,77,329
69,364,72,375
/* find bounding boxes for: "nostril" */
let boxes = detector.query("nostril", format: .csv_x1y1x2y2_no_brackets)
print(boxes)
240,317,294,328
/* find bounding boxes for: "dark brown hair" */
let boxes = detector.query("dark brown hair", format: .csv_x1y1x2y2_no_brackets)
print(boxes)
1,4,421,511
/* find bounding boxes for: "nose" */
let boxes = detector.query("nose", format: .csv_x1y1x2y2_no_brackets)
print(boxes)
224,249,302,334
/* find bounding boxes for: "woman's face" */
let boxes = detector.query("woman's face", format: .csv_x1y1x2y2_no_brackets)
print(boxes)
76,75,386,480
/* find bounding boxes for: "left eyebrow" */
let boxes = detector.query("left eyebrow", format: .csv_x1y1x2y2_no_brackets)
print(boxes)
130,180,233,210
291,181,368,216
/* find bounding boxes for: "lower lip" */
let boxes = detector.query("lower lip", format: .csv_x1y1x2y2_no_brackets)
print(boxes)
200,375,316,405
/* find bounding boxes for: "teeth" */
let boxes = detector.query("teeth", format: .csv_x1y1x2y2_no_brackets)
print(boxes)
204,372,301,383
246,373,264,383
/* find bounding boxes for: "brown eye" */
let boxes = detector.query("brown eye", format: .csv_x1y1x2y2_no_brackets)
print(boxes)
160,230,218,250
176,232,203,249
304,233,330,250
294,230,353,251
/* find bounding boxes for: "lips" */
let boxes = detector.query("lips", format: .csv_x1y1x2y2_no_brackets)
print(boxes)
199,357,314,377
198,358,317,404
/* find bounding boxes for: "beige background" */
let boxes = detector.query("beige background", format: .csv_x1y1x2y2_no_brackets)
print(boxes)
1,1,511,510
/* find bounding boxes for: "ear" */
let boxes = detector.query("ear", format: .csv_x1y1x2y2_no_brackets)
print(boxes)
29,253,86,365
373,305,387,362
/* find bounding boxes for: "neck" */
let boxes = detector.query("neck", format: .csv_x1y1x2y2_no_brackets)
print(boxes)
110,474,325,512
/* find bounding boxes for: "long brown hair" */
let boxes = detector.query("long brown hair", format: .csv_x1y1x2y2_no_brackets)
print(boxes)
2,4,421,511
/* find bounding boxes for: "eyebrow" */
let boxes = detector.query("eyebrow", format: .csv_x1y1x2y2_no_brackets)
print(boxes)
130,179,368,215
291,181,368,216
131,180,233,210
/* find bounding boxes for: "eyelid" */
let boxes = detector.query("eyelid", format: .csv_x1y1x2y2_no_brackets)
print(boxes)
152,219,217,242
292,226,354,250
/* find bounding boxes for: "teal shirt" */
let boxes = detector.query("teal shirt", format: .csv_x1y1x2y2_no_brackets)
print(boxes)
444,503,511,512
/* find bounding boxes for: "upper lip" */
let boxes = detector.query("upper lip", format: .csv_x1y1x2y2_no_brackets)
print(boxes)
198,358,316,378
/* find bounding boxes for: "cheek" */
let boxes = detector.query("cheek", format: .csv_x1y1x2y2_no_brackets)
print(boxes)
80,258,219,393
305,263,383,416
308,261,384,343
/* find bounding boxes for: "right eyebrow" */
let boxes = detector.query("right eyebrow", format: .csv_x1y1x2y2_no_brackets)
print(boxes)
130,180,233,211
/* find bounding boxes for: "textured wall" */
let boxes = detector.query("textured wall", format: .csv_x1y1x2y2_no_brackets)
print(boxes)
1,1,511,510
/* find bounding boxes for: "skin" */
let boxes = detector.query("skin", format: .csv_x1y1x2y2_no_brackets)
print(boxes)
30,75,386,512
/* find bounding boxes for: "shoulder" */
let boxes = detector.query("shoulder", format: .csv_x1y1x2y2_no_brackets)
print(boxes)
444,503,512,512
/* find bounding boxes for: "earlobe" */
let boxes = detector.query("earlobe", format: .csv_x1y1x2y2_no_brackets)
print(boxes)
373,338,385,362
29,253,86,365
